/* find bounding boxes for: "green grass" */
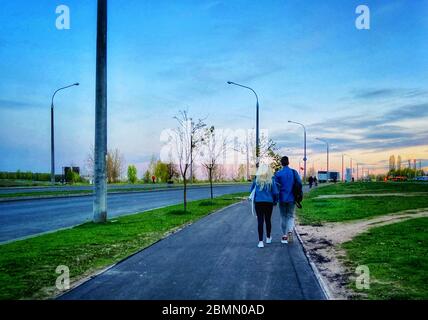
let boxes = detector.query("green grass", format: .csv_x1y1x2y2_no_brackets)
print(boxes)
298,182,428,225
0,180,53,187
0,193,247,300
308,182,428,197
342,217,428,300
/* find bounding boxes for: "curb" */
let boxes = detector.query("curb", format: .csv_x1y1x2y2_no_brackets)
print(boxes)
294,226,333,300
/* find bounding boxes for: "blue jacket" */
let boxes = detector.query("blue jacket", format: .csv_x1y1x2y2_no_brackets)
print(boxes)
250,178,279,203
274,166,301,203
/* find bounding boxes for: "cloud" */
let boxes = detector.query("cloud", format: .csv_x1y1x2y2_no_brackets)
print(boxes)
272,101,428,154
0,98,47,110
350,88,428,101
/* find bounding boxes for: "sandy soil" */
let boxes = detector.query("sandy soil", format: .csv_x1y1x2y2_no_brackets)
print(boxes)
296,208,428,300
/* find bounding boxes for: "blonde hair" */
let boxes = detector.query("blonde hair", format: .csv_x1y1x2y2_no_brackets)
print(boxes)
255,164,273,190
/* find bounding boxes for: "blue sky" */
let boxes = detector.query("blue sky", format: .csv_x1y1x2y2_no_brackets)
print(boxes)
1,0,427,174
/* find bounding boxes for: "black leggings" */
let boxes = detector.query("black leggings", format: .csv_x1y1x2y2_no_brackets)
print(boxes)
255,202,273,241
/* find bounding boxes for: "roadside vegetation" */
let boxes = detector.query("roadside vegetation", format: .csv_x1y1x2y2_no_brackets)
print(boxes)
298,182,428,225
0,193,247,300
298,182,428,300
343,217,428,299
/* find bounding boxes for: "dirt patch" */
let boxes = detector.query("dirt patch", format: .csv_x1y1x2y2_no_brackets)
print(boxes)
315,192,428,199
297,208,428,300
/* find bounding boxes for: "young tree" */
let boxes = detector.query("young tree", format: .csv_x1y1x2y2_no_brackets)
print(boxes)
170,110,206,210
106,149,124,183
154,161,169,183
201,126,227,200
237,164,246,182
86,147,124,183
127,165,138,184
266,140,282,172
143,170,151,183
167,162,179,182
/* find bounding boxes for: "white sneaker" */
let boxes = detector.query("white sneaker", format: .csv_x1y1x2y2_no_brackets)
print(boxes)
258,241,264,248
266,237,272,244
281,235,288,244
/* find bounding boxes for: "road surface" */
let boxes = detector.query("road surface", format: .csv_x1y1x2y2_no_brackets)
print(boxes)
0,184,249,243
0,183,245,195
59,202,325,300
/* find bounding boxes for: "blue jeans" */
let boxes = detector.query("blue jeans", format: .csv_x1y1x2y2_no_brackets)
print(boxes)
279,202,295,235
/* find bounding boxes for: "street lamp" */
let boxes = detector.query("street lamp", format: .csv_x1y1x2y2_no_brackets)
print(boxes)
50,83,79,184
227,81,260,168
316,138,329,180
288,120,307,182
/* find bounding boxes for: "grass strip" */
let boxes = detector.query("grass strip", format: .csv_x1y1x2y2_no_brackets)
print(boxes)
342,217,428,300
0,193,247,300
307,182,428,197
299,183,428,225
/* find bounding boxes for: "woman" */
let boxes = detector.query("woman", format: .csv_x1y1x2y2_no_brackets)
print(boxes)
250,164,279,248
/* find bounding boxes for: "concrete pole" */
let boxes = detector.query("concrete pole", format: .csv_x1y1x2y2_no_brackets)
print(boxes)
93,0,108,223
246,132,250,180
51,105,55,184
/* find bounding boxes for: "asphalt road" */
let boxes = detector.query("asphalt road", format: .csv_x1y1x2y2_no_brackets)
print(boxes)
59,202,325,300
0,184,249,243
0,183,243,195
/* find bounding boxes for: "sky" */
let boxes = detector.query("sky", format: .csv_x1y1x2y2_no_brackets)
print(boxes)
0,0,427,176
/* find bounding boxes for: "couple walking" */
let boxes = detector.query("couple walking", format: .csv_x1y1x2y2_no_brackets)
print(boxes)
250,156,302,248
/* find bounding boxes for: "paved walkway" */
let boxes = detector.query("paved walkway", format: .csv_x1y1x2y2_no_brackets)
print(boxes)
59,202,325,300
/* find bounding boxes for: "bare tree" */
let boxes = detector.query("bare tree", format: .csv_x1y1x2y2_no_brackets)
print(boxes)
107,148,124,183
86,147,124,183
171,110,206,211
201,126,228,200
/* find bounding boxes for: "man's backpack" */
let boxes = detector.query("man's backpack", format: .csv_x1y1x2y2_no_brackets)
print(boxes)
292,169,303,208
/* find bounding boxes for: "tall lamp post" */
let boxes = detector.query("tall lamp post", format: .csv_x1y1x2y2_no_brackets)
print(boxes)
288,120,307,182
316,138,329,180
93,0,108,223
50,83,79,184
227,81,260,168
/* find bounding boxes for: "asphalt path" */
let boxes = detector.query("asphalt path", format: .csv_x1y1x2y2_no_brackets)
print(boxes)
0,184,249,243
59,202,325,300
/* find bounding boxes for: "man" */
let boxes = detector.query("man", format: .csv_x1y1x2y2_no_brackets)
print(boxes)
274,156,302,244
308,176,314,189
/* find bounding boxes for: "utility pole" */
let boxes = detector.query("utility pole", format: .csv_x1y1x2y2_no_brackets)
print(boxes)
93,0,108,223
246,131,250,181
190,119,193,184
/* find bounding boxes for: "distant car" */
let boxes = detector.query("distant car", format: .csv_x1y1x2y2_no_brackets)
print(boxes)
389,176,408,182
317,171,340,183
415,176,428,181
317,171,328,183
